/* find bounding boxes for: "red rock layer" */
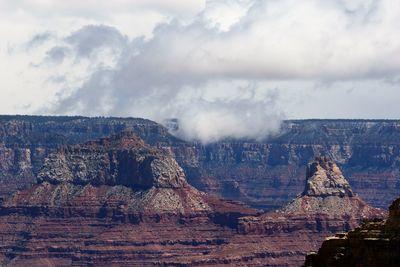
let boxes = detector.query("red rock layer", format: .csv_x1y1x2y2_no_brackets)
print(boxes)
1,213,333,266
0,136,388,266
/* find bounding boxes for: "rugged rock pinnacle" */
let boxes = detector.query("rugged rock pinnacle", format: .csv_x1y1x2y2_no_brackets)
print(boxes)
303,156,354,197
279,156,385,217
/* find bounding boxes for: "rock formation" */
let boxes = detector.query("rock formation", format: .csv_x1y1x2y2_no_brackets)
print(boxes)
1,116,400,212
0,117,397,207
239,157,386,233
236,157,386,265
305,197,400,267
303,156,354,197
0,138,387,266
3,131,255,218
280,156,382,219
3,131,326,266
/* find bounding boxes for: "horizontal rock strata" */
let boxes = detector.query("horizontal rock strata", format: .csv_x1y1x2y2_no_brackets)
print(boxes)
1,116,400,211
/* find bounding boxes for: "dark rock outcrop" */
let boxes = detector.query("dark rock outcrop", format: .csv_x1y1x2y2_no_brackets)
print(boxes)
305,197,400,267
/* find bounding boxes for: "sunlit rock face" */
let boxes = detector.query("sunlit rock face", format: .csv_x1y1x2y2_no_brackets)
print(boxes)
1,133,277,266
303,156,354,197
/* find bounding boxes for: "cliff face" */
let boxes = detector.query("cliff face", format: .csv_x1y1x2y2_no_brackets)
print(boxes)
0,141,386,266
3,131,253,217
1,132,273,266
174,120,400,211
0,116,178,199
305,197,400,267
1,116,400,211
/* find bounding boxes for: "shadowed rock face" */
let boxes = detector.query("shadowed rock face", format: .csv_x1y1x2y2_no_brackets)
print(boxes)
304,197,400,267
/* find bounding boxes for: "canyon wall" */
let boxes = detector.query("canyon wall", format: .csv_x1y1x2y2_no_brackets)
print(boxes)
0,133,384,266
1,115,399,211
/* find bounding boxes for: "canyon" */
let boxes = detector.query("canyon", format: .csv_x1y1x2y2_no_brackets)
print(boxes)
0,131,386,266
1,115,399,212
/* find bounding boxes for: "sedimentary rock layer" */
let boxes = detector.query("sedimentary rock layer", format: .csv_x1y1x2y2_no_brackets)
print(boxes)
1,116,399,211
0,137,386,266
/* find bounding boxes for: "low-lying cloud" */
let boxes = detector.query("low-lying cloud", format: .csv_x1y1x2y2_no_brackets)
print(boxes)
15,0,400,142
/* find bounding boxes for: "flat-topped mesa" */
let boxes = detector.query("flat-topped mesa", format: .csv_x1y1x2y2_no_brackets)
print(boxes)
4,131,256,219
303,156,354,197
37,130,187,189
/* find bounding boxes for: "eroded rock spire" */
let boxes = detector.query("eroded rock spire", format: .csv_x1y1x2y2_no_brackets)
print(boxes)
303,156,354,197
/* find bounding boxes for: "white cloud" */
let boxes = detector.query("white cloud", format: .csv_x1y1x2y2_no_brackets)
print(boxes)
1,0,400,142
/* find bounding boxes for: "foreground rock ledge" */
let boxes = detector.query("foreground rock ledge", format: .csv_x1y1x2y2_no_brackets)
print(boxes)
304,197,400,267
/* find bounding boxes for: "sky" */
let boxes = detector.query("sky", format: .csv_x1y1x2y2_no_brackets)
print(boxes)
0,0,400,142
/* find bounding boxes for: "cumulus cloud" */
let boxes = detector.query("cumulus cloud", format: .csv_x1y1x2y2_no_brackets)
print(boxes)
64,25,128,59
2,0,400,142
